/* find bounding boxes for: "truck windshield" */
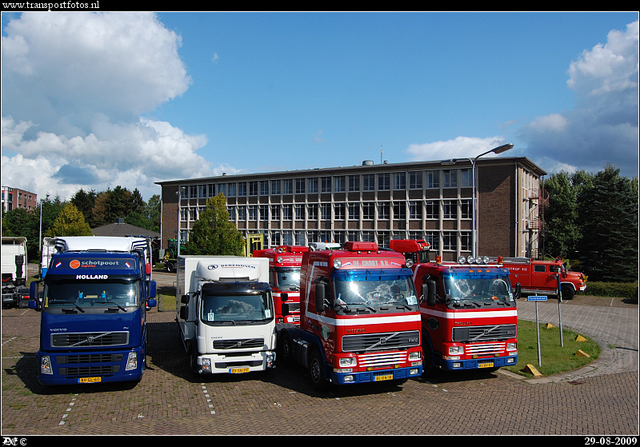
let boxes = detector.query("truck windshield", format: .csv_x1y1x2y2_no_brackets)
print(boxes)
275,267,300,291
43,278,141,313
333,270,418,311
201,293,274,325
443,274,514,307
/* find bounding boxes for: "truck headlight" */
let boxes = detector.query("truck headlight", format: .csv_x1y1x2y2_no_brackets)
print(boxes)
339,357,357,368
41,355,53,375
125,352,138,371
408,351,422,361
448,346,464,355
507,342,517,351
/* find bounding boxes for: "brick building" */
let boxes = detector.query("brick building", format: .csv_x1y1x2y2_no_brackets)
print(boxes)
156,156,546,261
1,186,38,213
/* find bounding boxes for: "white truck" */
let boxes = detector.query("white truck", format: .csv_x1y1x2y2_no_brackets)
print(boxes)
2,237,30,308
176,256,277,375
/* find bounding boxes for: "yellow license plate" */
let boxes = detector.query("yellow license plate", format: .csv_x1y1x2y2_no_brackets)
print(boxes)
374,374,394,382
230,367,250,374
478,362,494,368
79,377,101,383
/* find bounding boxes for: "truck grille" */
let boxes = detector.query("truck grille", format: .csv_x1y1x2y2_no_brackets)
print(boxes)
214,338,264,350
466,342,505,356
59,366,120,376
358,351,407,368
51,331,129,348
452,324,516,343
342,330,420,353
56,354,123,364
283,302,300,313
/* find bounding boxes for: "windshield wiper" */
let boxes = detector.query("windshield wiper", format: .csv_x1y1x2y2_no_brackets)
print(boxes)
93,301,128,312
62,303,85,313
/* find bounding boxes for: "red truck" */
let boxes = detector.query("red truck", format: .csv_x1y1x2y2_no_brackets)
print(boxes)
253,245,307,325
389,240,519,374
276,241,423,390
501,257,587,300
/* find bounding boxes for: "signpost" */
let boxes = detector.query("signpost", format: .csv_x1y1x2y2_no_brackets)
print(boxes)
528,295,547,366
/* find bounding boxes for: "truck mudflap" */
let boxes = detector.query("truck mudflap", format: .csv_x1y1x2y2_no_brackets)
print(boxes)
193,351,276,375
35,347,146,386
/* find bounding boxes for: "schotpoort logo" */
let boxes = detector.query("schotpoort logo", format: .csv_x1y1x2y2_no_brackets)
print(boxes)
69,260,81,269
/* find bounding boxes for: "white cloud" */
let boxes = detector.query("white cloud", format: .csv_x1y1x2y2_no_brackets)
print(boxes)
519,20,638,177
406,136,509,162
0,12,216,202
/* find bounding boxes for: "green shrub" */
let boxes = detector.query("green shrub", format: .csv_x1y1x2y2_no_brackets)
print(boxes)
577,281,638,301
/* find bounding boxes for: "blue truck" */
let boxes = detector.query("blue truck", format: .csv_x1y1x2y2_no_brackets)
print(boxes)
29,236,157,386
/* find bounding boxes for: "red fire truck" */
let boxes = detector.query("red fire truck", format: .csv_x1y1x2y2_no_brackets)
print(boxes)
390,240,519,374
501,257,587,300
253,245,307,325
276,241,423,390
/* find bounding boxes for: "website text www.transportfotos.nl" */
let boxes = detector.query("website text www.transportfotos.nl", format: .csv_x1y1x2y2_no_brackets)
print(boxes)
1,1,99,11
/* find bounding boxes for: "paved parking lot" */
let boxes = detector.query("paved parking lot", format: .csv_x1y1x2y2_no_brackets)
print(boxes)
2,271,638,436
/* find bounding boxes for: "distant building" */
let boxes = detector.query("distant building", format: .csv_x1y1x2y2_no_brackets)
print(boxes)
156,157,547,261
1,186,38,213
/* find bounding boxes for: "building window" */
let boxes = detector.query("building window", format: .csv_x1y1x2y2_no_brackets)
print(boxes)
461,232,472,251
283,179,293,194
307,204,318,220
321,177,332,193
334,203,345,220
362,202,375,220
393,173,406,190
334,176,345,192
320,204,331,220
237,182,247,197
378,202,390,220
228,183,237,197
426,170,439,189
271,206,280,220
348,175,360,192
443,231,457,251
308,177,318,193
378,173,390,190
295,204,305,220
460,168,472,187
271,180,281,195
348,203,360,220
249,181,258,196
393,201,406,220
443,200,457,219
208,184,216,197
260,181,269,196
425,201,438,219
295,178,305,194
282,205,293,220
443,170,457,188
259,205,269,221
461,199,472,219
218,184,227,197
362,174,375,191
409,171,422,189
409,201,422,220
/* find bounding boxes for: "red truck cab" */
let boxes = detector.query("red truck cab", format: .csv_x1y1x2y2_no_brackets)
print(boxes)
502,257,587,300
253,245,307,324
277,241,423,390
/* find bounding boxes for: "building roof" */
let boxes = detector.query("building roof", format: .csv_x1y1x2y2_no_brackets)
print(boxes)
92,222,160,239
154,156,547,186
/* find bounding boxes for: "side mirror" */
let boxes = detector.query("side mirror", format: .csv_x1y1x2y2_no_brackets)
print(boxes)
179,305,189,320
181,294,190,304
147,299,157,308
515,283,522,300
281,292,288,302
426,279,437,306
149,280,157,299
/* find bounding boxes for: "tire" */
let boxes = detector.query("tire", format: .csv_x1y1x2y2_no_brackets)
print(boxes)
561,284,575,300
308,349,330,391
278,332,294,367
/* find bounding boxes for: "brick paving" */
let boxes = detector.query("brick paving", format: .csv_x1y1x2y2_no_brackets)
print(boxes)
2,277,638,436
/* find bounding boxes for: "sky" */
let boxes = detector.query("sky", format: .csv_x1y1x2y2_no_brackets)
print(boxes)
1,11,638,203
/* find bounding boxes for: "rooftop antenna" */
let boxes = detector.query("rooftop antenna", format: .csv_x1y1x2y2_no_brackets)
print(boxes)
380,145,383,164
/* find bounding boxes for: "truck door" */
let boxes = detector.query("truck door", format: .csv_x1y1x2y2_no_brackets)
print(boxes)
531,264,547,289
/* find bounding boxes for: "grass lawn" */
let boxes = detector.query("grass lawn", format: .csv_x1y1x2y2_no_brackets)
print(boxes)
505,319,601,378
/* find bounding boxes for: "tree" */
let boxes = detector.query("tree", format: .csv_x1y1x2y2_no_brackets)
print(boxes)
184,194,244,256
46,203,92,237
576,165,638,282
542,171,581,258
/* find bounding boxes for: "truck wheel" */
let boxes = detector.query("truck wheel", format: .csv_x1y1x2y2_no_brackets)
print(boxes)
278,332,294,367
561,284,575,300
309,349,330,391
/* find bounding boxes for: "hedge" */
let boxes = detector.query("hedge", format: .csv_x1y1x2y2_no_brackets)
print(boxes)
577,281,638,301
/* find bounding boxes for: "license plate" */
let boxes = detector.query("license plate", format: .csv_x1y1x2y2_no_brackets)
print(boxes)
78,377,101,383
374,374,394,382
229,367,250,374
478,362,494,368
